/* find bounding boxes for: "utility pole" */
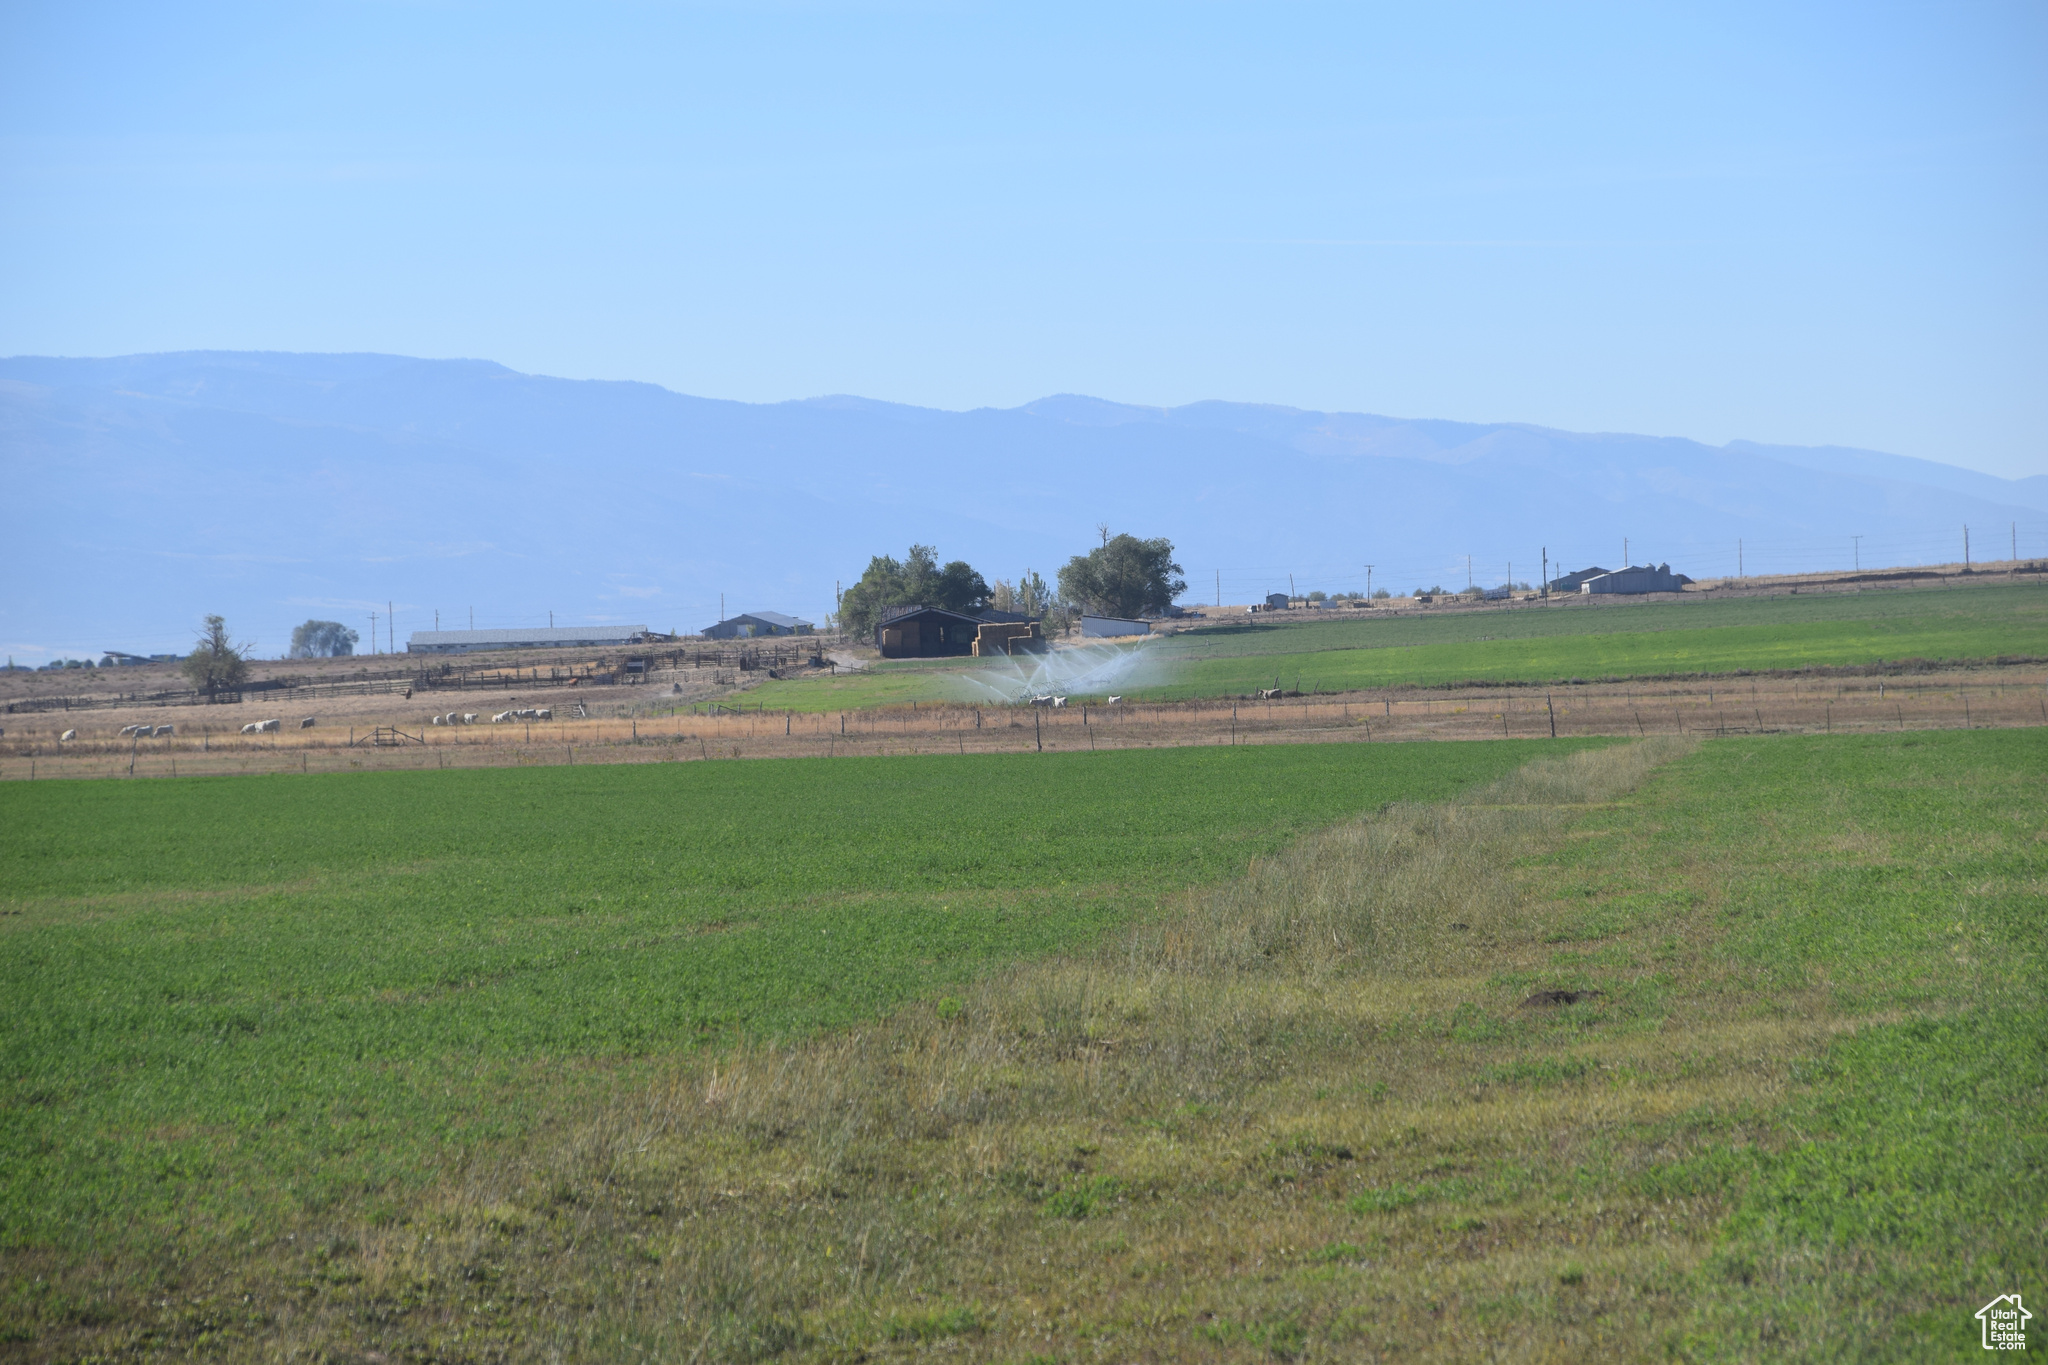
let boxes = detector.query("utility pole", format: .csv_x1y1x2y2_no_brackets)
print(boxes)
435,609,440,631
720,593,724,625
1738,539,1744,578
1964,525,1971,573
1289,572,1296,605
1542,547,1548,599
369,611,377,654
469,607,474,630
549,610,554,629
1624,537,1629,568
2015,522,2019,562
1365,565,1374,601
1216,569,1221,607
1466,555,1472,591
388,601,394,653
1852,536,1861,572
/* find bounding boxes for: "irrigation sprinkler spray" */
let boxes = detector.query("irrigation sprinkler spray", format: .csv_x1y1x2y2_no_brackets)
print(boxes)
958,637,1163,706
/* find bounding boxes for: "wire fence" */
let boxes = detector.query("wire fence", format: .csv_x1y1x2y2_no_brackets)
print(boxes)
1193,519,2048,603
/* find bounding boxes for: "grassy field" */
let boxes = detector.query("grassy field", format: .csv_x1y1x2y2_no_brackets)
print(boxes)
4,729,2040,1360
741,580,2047,711
0,741,1567,1316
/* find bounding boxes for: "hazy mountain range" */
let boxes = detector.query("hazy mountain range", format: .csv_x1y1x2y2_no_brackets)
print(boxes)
3,350,2043,662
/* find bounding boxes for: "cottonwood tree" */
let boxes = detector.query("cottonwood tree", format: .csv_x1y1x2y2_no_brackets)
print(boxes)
1057,533,1185,619
181,615,251,696
288,620,359,658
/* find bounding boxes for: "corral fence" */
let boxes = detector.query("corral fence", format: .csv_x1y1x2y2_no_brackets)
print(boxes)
413,641,826,692
4,677,412,714
7,664,2044,780
2,642,835,715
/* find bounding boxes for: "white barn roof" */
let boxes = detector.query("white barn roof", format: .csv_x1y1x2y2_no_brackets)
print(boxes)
408,625,648,653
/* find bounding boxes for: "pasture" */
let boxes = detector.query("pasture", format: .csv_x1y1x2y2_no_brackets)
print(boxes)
0,741,1565,1298
744,579,2047,710
6,728,2038,1361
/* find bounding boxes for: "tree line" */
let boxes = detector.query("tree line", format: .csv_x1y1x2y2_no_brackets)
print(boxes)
836,532,1184,638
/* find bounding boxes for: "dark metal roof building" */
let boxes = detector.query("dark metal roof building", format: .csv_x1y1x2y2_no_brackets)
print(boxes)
875,605,986,658
1547,566,1610,593
703,611,814,640
1580,564,1692,595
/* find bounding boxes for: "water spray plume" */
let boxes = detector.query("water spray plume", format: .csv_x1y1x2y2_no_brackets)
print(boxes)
954,638,1164,704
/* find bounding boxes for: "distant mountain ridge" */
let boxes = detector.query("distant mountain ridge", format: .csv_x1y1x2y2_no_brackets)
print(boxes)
2,350,2042,661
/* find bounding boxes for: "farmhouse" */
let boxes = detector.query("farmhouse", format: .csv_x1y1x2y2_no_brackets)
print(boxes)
868,605,1040,658
1580,564,1692,595
407,625,649,654
874,605,985,658
702,611,813,640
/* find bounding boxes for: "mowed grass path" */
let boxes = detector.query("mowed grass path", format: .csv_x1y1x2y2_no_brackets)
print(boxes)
0,741,1567,1256
744,581,2047,709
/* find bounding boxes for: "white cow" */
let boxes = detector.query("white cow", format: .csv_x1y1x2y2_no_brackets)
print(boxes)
1030,695,1055,707
462,713,478,724
153,725,174,737
1105,696,1123,705
118,724,143,737
299,717,317,728
1051,696,1067,708
492,711,513,723
60,729,77,741
258,718,281,733
534,707,552,720
241,722,263,734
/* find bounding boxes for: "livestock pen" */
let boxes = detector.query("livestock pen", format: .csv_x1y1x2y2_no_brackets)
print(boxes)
4,663,2043,780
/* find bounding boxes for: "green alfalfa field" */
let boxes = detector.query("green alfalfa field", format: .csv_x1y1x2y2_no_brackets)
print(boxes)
743,578,2047,710
3,726,2042,1362
0,742,1568,1273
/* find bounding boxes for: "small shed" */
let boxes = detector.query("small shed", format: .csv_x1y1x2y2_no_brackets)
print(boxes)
875,605,985,658
1081,615,1151,639
1265,593,1290,610
703,611,814,640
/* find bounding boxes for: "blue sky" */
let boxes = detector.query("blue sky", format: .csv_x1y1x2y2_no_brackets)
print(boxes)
3,1,2043,477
